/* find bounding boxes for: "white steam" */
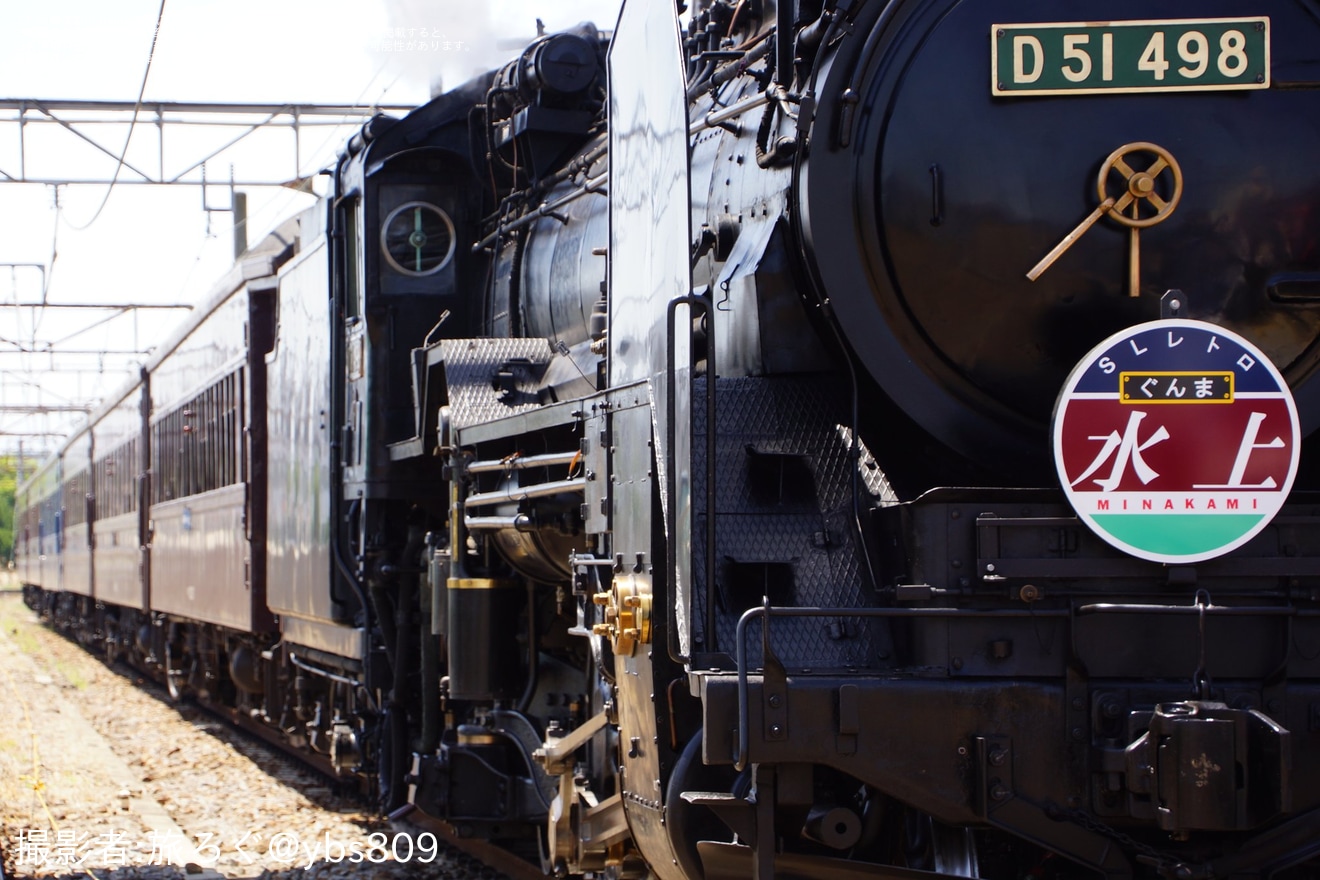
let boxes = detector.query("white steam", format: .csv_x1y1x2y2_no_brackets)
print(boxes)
377,0,622,98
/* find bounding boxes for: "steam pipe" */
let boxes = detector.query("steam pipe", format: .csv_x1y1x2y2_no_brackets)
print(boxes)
384,521,425,811
419,533,442,754
467,451,580,473
472,173,608,253
777,0,796,88
463,477,587,508
288,651,360,688
689,90,771,136
516,579,539,713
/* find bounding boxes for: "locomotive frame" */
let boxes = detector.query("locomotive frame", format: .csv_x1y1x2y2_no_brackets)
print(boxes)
16,0,1320,878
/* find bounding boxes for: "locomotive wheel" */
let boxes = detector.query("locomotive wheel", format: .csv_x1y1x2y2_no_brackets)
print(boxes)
901,811,981,878
666,731,738,878
164,641,191,701
101,613,119,664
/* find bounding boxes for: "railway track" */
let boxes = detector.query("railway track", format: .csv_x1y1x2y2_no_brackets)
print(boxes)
0,588,541,880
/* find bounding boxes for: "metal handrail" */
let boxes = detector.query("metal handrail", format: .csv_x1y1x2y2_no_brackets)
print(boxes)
665,294,715,665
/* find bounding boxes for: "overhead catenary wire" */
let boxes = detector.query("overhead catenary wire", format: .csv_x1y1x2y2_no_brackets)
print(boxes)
29,188,60,343
63,0,168,232
1,10,422,457
231,62,404,260
13,60,402,447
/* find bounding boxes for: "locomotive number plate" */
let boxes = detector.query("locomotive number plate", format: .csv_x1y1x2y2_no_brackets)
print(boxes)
992,18,1269,96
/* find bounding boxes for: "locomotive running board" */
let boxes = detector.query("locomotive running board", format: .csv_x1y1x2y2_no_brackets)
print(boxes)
451,379,651,446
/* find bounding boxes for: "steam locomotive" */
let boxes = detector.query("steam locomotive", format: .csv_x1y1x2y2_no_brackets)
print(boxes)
15,0,1320,876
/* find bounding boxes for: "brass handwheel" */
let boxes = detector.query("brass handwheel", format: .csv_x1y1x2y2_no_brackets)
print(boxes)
1028,140,1184,294
1097,141,1183,229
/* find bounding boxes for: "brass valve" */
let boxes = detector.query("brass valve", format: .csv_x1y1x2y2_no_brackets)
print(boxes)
591,573,652,656
1027,141,1183,297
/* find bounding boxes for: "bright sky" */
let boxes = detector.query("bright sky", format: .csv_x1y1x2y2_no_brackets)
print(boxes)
0,0,622,460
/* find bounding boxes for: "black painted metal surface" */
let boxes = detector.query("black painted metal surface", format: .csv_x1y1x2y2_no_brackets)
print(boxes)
804,0,1320,468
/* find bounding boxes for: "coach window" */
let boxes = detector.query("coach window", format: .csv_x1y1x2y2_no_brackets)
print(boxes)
122,439,137,513
155,373,242,502
95,440,137,519
64,468,88,531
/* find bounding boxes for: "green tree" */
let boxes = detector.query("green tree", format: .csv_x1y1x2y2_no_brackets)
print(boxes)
0,455,15,562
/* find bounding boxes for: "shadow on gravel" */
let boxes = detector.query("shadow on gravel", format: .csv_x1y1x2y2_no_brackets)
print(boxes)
4,601,522,880
111,666,362,799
